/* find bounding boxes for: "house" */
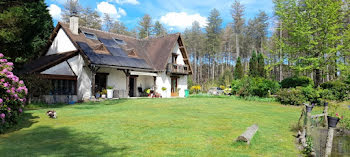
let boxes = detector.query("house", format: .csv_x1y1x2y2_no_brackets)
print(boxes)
23,15,192,103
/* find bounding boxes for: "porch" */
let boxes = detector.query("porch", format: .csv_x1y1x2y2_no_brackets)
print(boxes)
92,67,157,99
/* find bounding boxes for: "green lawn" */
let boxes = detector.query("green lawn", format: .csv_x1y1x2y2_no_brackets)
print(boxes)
0,97,302,156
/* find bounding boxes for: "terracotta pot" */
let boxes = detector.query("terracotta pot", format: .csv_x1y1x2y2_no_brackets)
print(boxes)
327,116,340,128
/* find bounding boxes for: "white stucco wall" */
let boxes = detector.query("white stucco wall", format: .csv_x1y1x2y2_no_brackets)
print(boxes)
67,55,92,100
168,43,185,65
178,75,187,97
41,61,75,76
46,28,77,55
155,72,171,98
98,68,127,90
40,54,92,100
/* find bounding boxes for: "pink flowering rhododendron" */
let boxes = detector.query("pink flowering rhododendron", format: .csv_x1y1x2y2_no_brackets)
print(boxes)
0,53,27,132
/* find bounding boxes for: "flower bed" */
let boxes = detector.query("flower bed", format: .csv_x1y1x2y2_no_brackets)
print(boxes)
0,53,27,133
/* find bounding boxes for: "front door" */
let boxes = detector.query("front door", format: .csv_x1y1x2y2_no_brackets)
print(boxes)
171,77,178,96
129,77,136,97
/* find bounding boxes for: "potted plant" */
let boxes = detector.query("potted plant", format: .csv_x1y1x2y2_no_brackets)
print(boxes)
327,113,342,128
327,103,343,128
95,92,101,99
107,86,114,99
101,89,107,99
305,104,313,113
145,88,151,97
161,87,167,97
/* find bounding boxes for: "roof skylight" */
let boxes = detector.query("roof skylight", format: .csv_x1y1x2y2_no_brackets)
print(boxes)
83,31,98,40
113,38,126,45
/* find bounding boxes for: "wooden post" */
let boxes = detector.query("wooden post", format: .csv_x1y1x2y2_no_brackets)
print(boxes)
90,65,99,99
123,70,130,98
325,127,334,157
323,103,329,127
306,111,311,136
153,76,156,89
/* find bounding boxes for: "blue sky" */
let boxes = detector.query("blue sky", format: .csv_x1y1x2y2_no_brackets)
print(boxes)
46,0,275,33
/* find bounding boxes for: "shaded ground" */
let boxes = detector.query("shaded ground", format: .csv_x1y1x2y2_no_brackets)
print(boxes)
0,97,302,156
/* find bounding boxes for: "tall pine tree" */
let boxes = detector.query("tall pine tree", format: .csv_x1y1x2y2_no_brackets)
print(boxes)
231,0,245,59
153,21,167,37
257,53,265,77
249,51,258,77
205,8,222,80
138,14,152,39
234,57,244,79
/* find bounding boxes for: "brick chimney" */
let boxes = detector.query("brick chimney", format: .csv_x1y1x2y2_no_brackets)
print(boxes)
69,14,79,35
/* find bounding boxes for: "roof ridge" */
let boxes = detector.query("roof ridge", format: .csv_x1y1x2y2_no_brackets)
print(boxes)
60,22,141,41
139,33,180,41
80,25,141,41
61,22,180,41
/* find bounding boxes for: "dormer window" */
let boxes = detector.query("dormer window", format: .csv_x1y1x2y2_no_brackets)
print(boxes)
113,38,126,45
83,31,98,40
172,53,178,64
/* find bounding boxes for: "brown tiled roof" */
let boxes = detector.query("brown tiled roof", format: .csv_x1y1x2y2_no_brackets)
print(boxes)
59,22,191,72
21,51,78,74
29,22,192,74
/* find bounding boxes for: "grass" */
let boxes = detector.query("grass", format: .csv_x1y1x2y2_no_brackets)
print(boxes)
0,97,302,156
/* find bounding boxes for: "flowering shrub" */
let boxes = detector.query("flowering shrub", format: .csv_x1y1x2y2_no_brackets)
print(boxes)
190,85,201,94
0,53,27,133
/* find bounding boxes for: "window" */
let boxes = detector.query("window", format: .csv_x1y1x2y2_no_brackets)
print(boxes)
172,53,178,64
113,38,126,45
83,31,98,40
50,79,77,95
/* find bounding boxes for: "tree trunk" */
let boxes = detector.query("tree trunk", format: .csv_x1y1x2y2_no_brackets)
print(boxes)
315,69,321,87
279,22,283,81
208,54,210,81
212,55,215,80
199,56,202,84
235,124,259,145
236,33,240,59
193,48,197,84
326,65,330,82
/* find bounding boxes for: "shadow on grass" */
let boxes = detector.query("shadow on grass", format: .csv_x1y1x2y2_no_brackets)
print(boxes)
2,112,39,134
84,98,128,106
0,126,128,157
25,102,74,110
26,99,129,110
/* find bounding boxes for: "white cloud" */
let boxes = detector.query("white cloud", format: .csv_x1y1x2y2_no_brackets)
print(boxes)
114,0,140,5
48,4,62,20
97,2,127,19
160,12,207,29
118,8,127,16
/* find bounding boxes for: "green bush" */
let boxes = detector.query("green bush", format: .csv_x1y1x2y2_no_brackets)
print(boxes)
276,87,307,105
301,86,320,103
231,79,243,95
280,76,314,88
319,89,337,100
232,77,280,97
276,86,321,105
320,80,349,101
